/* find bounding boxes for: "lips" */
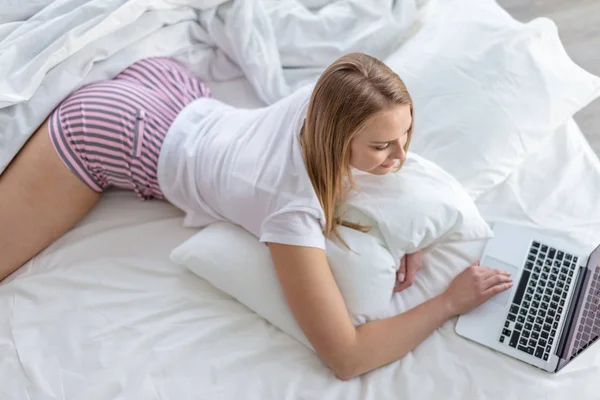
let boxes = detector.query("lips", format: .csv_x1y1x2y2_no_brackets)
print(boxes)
380,162,395,168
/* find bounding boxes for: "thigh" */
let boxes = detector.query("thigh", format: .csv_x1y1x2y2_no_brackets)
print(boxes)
0,119,100,281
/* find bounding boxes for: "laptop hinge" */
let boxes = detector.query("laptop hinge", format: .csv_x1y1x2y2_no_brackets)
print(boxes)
555,265,588,359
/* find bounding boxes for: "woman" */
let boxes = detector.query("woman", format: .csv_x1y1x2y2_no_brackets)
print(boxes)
0,53,512,379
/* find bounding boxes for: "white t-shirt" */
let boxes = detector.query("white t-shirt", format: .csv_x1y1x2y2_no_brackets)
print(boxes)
157,84,327,249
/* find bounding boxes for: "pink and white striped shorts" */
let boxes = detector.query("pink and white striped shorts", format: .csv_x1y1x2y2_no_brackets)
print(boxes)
48,57,211,200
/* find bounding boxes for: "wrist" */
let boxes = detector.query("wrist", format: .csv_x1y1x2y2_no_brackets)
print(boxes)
435,292,457,319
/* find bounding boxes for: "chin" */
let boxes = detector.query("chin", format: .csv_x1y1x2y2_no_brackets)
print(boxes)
361,165,392,176
350,162,395,175
369,168,391,176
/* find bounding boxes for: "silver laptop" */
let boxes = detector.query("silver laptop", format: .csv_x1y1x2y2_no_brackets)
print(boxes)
456,222,600,372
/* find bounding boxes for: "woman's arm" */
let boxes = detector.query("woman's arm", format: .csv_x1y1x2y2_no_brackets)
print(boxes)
268,244,512,380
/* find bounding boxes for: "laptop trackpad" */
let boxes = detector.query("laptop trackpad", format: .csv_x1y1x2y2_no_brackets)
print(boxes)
481,256,520,306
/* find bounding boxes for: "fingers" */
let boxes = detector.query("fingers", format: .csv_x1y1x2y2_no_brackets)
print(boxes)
394,279,411,293
395,254,419,293
393,257,407,293
471,261,510,279
483,273,512,288
404,258,418,285
483,280,514,298
394,267,417,293
394,251,427,294
479,264,512,300
481,268,510,279
397,256,407,283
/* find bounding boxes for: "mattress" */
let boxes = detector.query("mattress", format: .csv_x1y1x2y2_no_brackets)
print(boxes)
2,76,600,400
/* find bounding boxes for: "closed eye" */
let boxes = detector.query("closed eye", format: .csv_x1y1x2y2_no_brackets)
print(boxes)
373,130,408,151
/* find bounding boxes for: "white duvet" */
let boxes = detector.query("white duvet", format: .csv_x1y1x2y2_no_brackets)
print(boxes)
0,0,423,175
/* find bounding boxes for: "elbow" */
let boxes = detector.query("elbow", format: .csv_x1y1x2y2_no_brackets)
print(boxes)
333,367,359,381
326,344,409,381
324,349,362,381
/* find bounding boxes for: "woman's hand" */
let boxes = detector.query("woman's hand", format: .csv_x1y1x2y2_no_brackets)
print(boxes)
441,261,513,316
393,250,423,293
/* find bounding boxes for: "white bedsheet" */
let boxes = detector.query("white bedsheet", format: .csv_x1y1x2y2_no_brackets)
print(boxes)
2,77,600,399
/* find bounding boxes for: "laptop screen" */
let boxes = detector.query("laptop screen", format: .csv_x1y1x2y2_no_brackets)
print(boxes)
557,244,600,371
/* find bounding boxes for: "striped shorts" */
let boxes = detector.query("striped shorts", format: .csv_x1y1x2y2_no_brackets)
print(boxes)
48,57,211,200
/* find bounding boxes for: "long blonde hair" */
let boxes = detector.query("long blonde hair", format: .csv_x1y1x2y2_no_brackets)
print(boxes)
300,52,413,245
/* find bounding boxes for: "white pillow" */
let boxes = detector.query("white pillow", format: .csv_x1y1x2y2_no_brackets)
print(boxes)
384,0,600,198
171,153,492,348
172,222,395,350
345,154,493,263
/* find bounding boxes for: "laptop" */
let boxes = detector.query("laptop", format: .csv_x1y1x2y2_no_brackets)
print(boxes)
455,222,600,372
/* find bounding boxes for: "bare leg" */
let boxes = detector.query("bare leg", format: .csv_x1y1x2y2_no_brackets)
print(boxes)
0,119,101,281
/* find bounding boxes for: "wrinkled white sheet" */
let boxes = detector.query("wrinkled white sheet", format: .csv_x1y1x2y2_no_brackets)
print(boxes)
0,0,423,175
1,77,600,399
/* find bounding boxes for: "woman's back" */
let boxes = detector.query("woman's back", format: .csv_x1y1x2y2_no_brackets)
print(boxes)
157,83,327,249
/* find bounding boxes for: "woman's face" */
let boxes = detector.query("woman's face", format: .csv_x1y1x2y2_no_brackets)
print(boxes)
349,104,412,175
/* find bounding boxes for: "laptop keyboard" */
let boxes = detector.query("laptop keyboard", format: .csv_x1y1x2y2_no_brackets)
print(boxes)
499,241,578,361
569,266,600,361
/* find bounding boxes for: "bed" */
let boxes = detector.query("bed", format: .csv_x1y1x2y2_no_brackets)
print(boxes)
2,1,600,399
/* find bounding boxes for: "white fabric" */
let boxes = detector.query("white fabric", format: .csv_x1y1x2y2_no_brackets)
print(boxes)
475,117,600,251
2,113,600,399
170,153,493,345
0,0,421,175
158,83,327,249
345,156,494,263
170,222,395,350
385,0,600,198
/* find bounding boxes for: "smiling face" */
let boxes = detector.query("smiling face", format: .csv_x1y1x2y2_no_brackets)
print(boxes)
349,104,412,175
300,52,414,241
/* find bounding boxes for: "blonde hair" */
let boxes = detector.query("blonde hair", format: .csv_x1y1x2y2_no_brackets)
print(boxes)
300,52,413,245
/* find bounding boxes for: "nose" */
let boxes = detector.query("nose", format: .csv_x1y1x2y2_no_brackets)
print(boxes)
393,140,407,161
